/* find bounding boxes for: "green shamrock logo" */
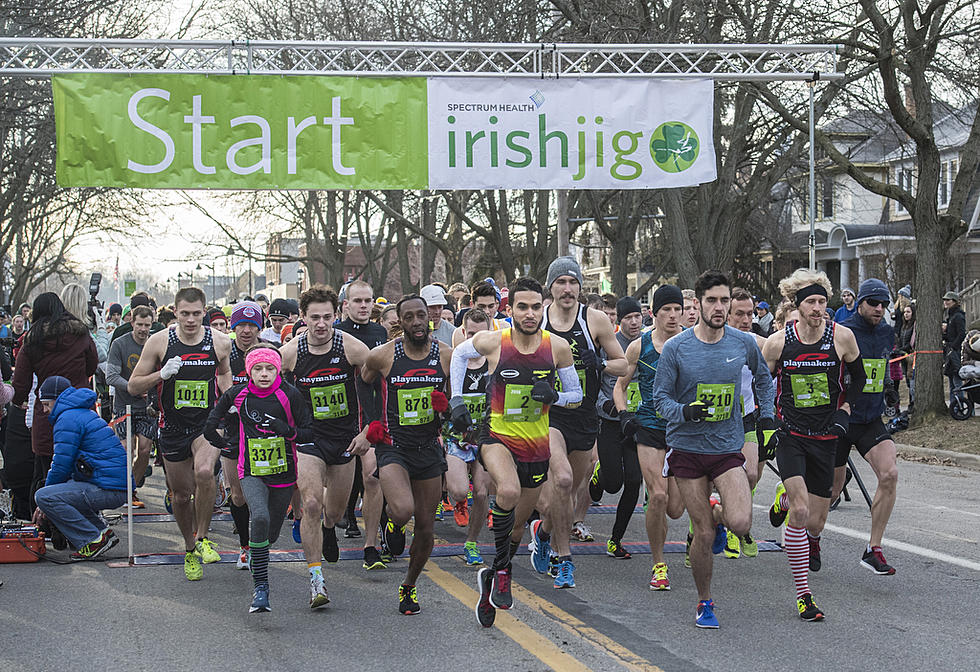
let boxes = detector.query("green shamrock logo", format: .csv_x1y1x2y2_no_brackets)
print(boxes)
650,122,700,173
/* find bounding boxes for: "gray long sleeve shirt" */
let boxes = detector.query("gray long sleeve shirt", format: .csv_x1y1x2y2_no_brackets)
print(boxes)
106,332,147,412
653,326,774,455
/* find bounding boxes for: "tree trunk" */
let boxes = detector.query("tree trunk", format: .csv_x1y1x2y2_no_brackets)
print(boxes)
663,189,700,288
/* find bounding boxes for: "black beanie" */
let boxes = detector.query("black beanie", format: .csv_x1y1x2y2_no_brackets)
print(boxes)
653,285,684,315
616,296,642,322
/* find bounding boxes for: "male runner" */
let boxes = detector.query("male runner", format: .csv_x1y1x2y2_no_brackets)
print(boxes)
834,278,899,575
762,268,864,620
259,299,291,344
451,280,506,346
613,285,687,590
529,257,626,589
449,277,581,628
357,295,454,615
652,270,775,628
129,287,232,581
223,300,267,568
106,305,157,508
594,297,646,560
681,289,699,328
281,285,372,608
336,279,389,564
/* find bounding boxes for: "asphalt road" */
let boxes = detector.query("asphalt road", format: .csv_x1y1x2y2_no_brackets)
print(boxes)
1,455,978,672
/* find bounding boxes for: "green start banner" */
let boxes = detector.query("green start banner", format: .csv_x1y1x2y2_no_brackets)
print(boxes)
54,74,716,190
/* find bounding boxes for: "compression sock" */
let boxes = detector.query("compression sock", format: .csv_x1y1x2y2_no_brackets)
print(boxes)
784,525,810,598
230,501,250,547
308,562,322,579
250,540,270,587
491,505,515,570
509,538,521,562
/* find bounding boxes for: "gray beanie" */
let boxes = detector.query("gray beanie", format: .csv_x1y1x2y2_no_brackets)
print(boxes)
545,256,583,289
898,284,912,299
856,278,890,305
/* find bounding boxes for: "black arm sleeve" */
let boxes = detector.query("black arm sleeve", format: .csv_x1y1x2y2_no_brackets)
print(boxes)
845,357,866,408
356,374,382,424
204,386,240,449
288,386,314,445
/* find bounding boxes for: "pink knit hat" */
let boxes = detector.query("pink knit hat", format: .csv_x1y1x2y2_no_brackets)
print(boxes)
245,347,281,374
0,382,13,406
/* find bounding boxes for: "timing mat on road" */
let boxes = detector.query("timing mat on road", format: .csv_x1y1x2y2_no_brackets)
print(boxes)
107,540,783,567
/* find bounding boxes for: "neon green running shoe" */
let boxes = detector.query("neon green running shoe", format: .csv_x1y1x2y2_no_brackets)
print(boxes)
184,551,203,581
195,537,221,564
769,482,789,527
723,530,740,559
463,541,484,566
741,533,759,557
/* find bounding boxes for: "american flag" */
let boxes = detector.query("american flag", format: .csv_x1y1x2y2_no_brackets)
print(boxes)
113,255,119,288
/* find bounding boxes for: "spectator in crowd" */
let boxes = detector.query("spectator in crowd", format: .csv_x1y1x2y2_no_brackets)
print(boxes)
447,282,469,309
834,287,857,323
19,303,31,329
11,293,98,504
943,291,967,405
158,308,177,327
380,304,399,338
641,303,653,327
61,283,111,363
898,303,917,406
207,307,228,334
753,301,774,336
0,382,33,520
421,284,455,344
107,303,123,327
260,298,291,344
110,293,165,344
32,375,129,560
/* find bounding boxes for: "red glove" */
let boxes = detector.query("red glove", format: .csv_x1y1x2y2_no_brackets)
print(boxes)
366,420,390,445
431,389,449,413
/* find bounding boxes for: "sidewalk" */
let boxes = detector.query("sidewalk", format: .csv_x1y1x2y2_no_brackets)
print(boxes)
896,442,980,471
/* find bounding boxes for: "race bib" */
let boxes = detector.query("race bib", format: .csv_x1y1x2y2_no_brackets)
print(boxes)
790,373,831,408
626,381,641,413
462,392,487,420
863,358,885,394
248,437,287,477
310,384,348,420
555,368,587,395
174,380,208,409
397,386,434,426
503,384,544,422
695,383,736,422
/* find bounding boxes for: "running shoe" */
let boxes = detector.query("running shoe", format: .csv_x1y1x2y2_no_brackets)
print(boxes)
649,562,670,591
475,567,496,628
685,533,693,568
250,583,271,613
322,525,339,564
131,491,146,509
571,521,594,542
382,519,407,556
236,547,250,570
490,565,513,609
434,501,443,522
554,560,575,589
453,500,469,528
769,482,788,527
310,574,330,610
69,529,119,561
487,511,494,530
696,599,720,629
345,518,361,538
467,484,474,507
463,541,484,566
589,462,603,503
164,489,173,514
548,553,559,578
723,530,741,559
398,584,420,615
741,533,759,558
379,545,396,564
606,539,632,559
809,534,822,572
860,546,896,575
712,524,727,555
528,519,551,574
362,546,386,570
195,537,221,564
184,551,203,581
797,592,824,621
292,519,303,544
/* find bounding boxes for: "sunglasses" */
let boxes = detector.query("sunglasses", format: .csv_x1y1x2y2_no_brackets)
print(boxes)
865,299,888,308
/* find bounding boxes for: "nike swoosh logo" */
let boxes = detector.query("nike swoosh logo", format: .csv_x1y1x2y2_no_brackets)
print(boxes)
726,357,738,363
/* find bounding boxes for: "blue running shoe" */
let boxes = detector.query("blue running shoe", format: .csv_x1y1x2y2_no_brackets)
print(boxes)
554,560,575,589
463,541,484,566
696,599,719,628
528,519,551,574
292,519,302,544
712,524,726,555
250,584,271,613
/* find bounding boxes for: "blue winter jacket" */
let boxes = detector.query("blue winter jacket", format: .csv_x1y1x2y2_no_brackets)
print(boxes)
45,387,130,491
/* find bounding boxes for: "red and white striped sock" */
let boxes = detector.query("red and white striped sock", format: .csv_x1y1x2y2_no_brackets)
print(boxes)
784,525,810,598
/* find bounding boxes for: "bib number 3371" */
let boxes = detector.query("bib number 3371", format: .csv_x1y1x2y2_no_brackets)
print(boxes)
248,437,287,477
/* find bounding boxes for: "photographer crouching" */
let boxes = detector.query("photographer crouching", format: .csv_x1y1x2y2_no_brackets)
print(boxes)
32,376,130,560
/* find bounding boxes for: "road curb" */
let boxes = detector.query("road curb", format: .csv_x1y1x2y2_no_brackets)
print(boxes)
895,443,980,471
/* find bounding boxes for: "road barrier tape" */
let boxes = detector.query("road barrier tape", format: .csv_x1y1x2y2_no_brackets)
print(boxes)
107,413,131,428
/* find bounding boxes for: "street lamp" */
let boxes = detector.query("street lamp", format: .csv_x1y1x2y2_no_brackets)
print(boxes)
196,262,215,305
296,266,306,296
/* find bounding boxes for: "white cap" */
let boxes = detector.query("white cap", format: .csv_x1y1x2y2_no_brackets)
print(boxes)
420,284,447,306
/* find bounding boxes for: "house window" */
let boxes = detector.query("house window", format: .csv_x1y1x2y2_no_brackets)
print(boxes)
896,167,914,213
939,159,958,207
821,174,834,219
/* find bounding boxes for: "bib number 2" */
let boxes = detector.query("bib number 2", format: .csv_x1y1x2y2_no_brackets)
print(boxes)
502,384,544,422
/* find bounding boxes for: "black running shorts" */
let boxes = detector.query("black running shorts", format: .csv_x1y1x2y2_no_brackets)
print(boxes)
297,434,356,466
833,419,892,468
776,431,836,498
375,439,446,481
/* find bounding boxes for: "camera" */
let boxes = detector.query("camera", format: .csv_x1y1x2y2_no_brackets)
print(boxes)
88,272,103,309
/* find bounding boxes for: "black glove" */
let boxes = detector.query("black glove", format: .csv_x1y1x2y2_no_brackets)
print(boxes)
884,386,900,408
262,415,295,439
448,396,472,433
531,379,560,405
579,348,597,371
601,399,619,418
828,408,850,438
756,416,779,461
619,411,639,439
682,400,710,422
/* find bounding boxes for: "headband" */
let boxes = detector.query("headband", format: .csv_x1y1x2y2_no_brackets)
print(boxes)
245,347,281,374
795,284,828,304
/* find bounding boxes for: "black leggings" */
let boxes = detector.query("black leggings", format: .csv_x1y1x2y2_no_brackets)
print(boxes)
597,418,643,541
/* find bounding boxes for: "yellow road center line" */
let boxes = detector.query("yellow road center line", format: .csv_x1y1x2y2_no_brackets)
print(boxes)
424,563,592,672
511,583,666,672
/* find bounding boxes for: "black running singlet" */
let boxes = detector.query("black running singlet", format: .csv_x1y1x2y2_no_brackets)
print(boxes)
229,342,249,386
382,339,445,447
776,320,845,438
544,304,598,416
293,331,358,440
160,327,219,432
